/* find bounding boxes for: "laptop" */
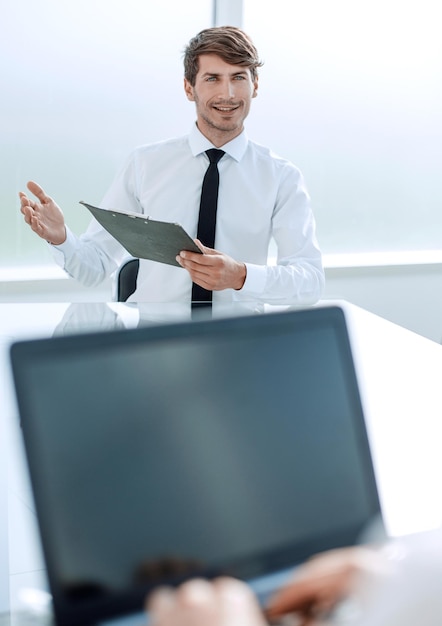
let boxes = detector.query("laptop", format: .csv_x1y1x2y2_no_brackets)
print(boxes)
9,305,383,626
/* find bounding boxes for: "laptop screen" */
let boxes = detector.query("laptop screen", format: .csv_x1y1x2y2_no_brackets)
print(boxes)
10,306,382,626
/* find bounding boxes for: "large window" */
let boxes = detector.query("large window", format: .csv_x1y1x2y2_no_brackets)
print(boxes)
243,0,442,255
3,1,441,270
1,0,211,268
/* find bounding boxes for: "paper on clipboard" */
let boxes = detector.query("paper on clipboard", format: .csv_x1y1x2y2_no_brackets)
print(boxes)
80,201,202,268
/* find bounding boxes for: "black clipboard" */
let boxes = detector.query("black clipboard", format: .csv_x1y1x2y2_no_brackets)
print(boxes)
80,202,202,268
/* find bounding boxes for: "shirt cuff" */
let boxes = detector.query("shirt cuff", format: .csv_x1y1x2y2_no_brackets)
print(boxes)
240,263,267,296
49,226,77,266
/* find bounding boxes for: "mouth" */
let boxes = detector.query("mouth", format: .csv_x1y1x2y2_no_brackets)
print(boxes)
212,104,240,113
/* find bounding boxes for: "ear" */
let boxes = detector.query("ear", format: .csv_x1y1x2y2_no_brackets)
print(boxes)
252,75,259,98
184,78,195,102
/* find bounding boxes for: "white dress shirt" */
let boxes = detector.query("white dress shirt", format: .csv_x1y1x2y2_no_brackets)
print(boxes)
52,124,324,304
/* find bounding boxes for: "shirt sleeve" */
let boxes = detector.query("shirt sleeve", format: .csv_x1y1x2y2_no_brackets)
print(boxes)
237,165,324,304
50,223,128,287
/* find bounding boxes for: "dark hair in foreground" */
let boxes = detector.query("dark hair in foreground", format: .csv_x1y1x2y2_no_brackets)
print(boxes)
183,26,263,85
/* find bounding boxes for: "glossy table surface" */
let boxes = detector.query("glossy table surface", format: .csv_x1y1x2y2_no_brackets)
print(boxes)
1,300,442,622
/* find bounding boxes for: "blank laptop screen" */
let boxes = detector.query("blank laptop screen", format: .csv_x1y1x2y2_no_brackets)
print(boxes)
10,306,382,626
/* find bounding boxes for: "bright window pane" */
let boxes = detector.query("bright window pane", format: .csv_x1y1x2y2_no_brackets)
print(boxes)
244,0,442,254
1,0,212,267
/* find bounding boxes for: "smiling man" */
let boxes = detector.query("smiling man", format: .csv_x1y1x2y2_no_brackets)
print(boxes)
19,26,324,304
184,55,257,145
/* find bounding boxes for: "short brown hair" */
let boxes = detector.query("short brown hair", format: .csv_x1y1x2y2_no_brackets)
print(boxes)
183,26,263,86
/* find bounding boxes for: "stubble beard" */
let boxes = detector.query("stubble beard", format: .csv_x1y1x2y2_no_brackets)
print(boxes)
200,110,241,134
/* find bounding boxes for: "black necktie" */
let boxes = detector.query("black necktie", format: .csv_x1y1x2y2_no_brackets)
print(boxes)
191,148,225,303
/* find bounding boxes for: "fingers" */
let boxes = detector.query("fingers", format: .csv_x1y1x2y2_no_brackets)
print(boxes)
179,257,213,283
266,579,316,621
194,239,208,253
27,180,51,204
176,248,217,270
19,180,50,212
146,578,267,626
19,198,39,229
147,579,218,626
19,191,34,212
266,548,372,621
176,242,215,267
18,184,45,233
146,585,175,618
213,578,267,626
175,247,217,286
21,209,45,237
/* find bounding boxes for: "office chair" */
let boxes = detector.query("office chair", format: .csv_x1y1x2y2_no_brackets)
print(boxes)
116,258,139,302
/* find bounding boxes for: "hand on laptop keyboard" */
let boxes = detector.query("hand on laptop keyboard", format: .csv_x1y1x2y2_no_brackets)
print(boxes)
145,547,385,626
265,546,383,624
146,577,268,626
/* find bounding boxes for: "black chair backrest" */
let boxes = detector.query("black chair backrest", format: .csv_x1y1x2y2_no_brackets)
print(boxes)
117,258,139,302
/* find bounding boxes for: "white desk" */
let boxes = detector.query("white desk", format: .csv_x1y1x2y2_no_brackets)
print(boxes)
1,301,442,617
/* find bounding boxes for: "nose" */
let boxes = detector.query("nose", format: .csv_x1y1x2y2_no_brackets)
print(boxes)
219,78,235,100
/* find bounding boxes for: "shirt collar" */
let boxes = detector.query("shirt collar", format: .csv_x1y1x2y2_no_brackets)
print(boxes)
188,122,248,163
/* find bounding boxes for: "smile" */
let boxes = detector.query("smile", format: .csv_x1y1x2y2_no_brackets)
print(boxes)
213,105,239,112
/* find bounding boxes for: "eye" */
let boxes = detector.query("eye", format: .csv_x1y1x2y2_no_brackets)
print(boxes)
206,76,217,82
234,75,246,80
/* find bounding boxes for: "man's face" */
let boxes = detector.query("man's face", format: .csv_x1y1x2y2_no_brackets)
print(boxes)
184,54,258,146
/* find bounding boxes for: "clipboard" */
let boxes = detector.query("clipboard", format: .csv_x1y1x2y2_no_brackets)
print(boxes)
80,201,202,268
